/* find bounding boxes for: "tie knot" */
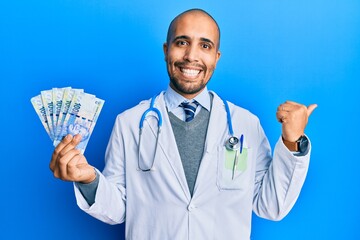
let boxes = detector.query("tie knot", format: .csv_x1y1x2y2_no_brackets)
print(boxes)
180,100,199,122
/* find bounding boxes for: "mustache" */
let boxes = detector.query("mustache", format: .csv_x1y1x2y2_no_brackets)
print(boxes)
174,61,206,71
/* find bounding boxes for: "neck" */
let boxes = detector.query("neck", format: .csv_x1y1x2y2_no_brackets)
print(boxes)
169,84,205,99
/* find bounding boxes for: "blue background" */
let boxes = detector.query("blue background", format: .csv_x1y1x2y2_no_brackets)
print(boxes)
1,0,359,239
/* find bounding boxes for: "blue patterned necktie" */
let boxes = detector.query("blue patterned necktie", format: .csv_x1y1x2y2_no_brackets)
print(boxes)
180,101,199,122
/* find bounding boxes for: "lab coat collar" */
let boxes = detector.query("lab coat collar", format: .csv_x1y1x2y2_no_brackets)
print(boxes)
164,86,211,112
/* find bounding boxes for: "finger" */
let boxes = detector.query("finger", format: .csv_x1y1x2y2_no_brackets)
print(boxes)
285,100,301,106
307,104,318,116
59,134,82,157
52,135,82,178
277,105,286,112
50,134,73,171
54,134,73,155
278,102,297,112
66,154,82,178
278,105,292,112
67,154,93,182
276,111,287,123
57,148,82,180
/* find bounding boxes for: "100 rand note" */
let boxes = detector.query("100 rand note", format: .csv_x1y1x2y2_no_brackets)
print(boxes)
54,92,104,153
54,88,83,140
30,95,53,140
40,89,55,139
53,87,71,136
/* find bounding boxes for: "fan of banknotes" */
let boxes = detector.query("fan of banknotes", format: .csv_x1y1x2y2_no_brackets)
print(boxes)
30,87,105,153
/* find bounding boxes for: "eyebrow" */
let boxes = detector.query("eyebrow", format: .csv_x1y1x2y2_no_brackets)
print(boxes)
173,35,215,47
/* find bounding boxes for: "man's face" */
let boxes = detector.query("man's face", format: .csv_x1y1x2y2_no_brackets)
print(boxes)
163,12,221,99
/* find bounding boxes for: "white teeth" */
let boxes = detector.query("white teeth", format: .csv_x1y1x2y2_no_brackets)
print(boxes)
181,68,200,76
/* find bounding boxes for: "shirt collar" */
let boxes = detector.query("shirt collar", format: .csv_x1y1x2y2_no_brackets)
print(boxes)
164,85,211,112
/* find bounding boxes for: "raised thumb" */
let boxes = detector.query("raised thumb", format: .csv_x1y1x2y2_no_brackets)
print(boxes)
307,104,318,116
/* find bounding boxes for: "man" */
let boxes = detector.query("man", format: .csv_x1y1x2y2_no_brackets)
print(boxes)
50,9,317,239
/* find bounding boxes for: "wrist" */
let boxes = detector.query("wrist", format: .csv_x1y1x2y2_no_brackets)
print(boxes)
80,168,97,184
282,135,308,152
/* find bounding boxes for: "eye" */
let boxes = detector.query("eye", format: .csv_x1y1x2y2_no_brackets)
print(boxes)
201,43,211,49
176,40,188,46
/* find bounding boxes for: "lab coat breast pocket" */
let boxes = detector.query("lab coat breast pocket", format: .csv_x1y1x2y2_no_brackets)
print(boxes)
216,145,251,190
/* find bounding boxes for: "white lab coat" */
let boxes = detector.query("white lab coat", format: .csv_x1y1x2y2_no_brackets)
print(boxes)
74,91,311,240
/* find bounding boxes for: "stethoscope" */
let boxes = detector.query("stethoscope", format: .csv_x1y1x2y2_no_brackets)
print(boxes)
138,94,244,177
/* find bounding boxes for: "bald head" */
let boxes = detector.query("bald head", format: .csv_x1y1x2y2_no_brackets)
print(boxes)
166,9,221,50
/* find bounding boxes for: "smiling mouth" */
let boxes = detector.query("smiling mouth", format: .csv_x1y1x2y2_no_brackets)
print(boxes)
179,67,202,78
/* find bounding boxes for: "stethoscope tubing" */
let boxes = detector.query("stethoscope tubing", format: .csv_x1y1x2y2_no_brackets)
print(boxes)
139,95,163,130
222,99,235,136
137,93,243,171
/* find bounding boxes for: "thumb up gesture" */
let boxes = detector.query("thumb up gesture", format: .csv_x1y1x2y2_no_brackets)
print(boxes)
276,101,317,142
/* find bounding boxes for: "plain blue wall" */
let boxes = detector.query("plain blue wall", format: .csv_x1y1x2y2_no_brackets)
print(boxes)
1,0,359,239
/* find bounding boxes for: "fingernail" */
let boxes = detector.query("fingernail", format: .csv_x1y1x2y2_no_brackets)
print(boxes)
74,134,82,141
63,135,71,140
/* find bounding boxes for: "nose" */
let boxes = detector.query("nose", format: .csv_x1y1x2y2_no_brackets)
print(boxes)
183,45,199,62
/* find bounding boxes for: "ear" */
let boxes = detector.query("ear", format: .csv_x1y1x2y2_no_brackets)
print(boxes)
215,50,221,65
163,43,168,61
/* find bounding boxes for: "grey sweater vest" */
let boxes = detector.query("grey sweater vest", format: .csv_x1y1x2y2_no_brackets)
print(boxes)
168,108,210,196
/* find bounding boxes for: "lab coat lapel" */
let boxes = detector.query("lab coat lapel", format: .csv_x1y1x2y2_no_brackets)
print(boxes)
193,92,229,196
148,92,191,200
203,92,228,154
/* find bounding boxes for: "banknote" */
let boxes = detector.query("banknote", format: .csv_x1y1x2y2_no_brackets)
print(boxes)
53,87,70,134
79,98,105,152
41,89,55,139
31,87,104,153
54,88,83,142
30,95,53,140
53,91,103,153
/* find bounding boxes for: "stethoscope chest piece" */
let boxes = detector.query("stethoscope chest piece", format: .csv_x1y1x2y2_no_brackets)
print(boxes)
225,136,240,151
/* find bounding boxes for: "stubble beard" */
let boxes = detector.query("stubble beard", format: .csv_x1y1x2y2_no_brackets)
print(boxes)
168,63,215,96
169,76,208,96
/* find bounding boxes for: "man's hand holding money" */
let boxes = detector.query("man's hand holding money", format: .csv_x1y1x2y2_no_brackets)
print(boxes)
31,87,104,183
49,134,96,183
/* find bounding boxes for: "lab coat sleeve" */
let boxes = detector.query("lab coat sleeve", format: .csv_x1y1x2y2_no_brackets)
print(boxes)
74,115,127,225
252,121,311,221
